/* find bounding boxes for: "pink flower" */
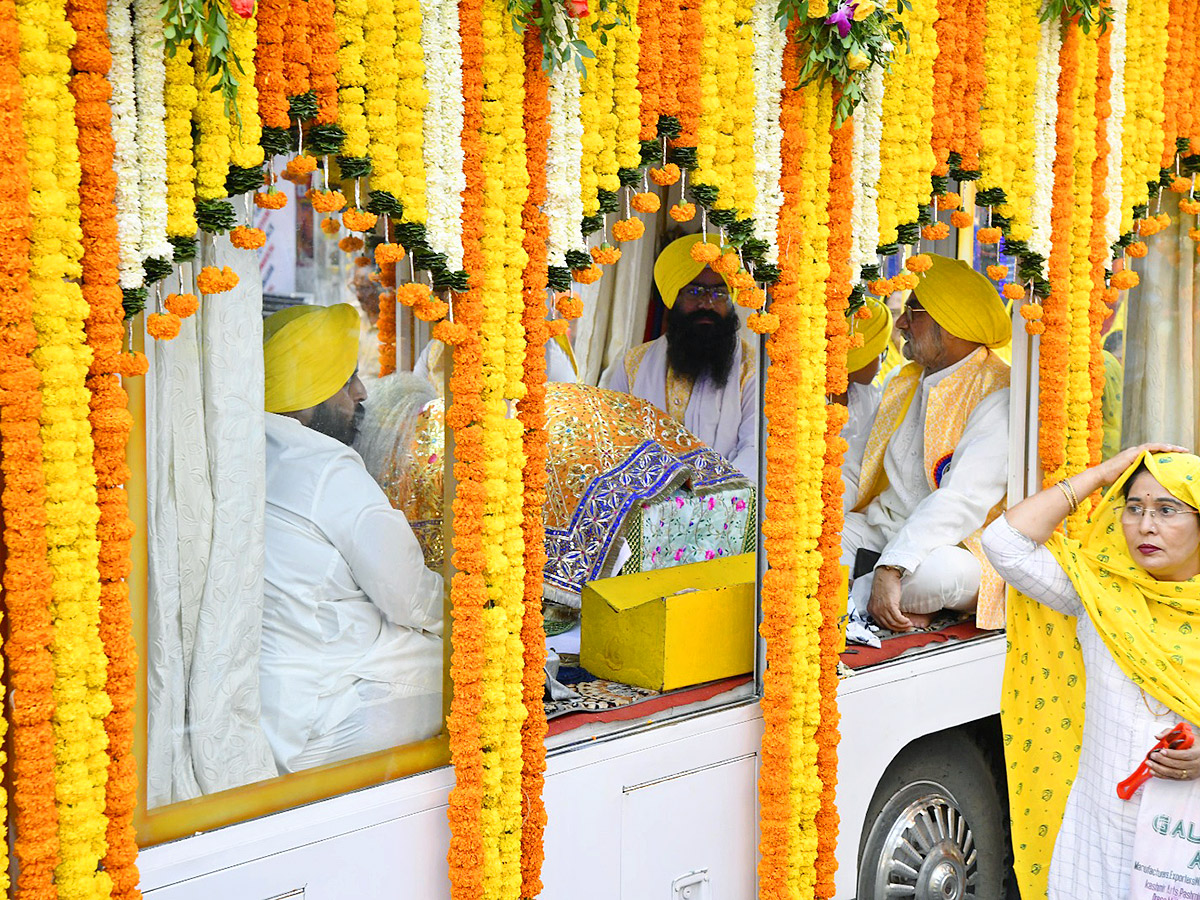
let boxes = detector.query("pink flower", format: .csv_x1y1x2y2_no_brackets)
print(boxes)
675,497,685,508
735,499,746,511
674,548,685,561
564,0,589,17
707,497,716,510
231,0,255,17
705,550,715,560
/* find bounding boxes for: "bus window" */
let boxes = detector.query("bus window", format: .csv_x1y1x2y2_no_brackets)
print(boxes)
139,184,449,836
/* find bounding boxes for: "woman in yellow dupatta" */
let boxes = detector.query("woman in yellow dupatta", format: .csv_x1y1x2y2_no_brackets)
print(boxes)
982,444,1200,900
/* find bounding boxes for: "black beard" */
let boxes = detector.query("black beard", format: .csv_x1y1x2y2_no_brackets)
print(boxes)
308,400,365,446
665,304,739,387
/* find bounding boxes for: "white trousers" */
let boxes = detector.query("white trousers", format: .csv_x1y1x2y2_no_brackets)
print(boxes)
841,511,980,616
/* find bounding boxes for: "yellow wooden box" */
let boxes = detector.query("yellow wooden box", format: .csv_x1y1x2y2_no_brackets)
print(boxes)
580,553,756,692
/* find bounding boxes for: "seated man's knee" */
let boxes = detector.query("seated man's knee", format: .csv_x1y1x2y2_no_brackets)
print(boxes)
900,546,981,614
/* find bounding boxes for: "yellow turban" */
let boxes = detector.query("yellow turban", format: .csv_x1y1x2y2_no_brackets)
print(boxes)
912,253,1011,349
653,233,731,309
846,297,893,373
263,303,360,413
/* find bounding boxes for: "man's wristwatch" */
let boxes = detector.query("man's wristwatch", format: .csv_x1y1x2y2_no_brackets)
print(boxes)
876,564,906,578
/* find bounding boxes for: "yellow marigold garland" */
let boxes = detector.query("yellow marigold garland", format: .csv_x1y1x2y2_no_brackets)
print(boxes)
1119,0,1169,233
395,0,427,222
228,9,264,171
728,0,756,216
0,1,57,891
164,41,197,241
17,0,113,895
875,0,938,245
692,0,728,204
363,0,401,199
611,0,642,174
580,7,619,207
334,0,370,158
193,41,232,203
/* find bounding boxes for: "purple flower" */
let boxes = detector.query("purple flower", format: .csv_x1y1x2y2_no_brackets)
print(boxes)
826,2,853,37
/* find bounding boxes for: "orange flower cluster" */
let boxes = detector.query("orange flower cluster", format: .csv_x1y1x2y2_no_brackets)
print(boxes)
147,312,182,340
1003,282,1026,300
254,0,289,128
319,217,340,235
282,0,311,101
977,226,1002,244
342,208,378,232
573,264,602,284
669,202,695,221
868,277,892,296
950,209,973,229
518,33,550,895
375,242,405,265
164,292,200,317
377,289,395,375
117,351,149,377
635,0,661,141
413,294,450,322
931,0,985,172
674,0,703,146
590,244,621,265
689,240,720,263
736,286,766,309
922,221,950,240
746,311,779,334
397,282,431,307
986,264,1008,281
307,188,347,212
650,163,680,186
338,235,363,252
196,265,240,294
1110,268,1140,290
905,253,932,273
1086,27,1114,465
0,8,60,890
308,0,339,124
657,0,681,123
284,154,317,181
432,318,469,345
612,217,645,241
936,191,961,210
631,191,660,213
230,226,267,249
554,292,583,318
709,250,739,276
1126,240,1149,257
254,190,287,209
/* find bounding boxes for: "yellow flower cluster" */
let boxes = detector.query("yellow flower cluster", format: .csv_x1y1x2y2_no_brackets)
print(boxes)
692,0,727,206
228,9,264,169
165,40,197,237
1120,0,1170,233
363,0,400,197
611,0,642,173
728,0,756,217
17,4,112,897
335,0,370,158
477,1,529,896
786,81,833,899
875,0,938,245
977,0,1041,241
395,0,427,222
1063,28,1101,521
193,42,232,201
579,9,618,213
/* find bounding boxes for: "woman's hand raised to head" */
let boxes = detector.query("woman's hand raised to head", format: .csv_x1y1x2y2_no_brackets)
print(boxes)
1093,442,1190,489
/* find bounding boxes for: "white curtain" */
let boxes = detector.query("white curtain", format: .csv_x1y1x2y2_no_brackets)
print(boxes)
146,235,278,807
1121,191,1200,449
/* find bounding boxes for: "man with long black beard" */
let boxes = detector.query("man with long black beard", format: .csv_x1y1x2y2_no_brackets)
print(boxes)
260,303,443,774
603,234,758,477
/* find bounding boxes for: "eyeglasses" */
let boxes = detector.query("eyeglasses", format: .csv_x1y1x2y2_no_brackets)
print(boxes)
903,299,928,318
1117,503,1200,522
679,285,731,306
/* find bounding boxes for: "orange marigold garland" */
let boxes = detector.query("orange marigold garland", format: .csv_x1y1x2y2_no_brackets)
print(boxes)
255,0,289,129
1039,21,1081,483
517,27,549,896
446,0,487,893
308,0,339,124
0,2,58,891
674,0,703,148
1087,26,1113,465
635,0,661,141
814,99,853,898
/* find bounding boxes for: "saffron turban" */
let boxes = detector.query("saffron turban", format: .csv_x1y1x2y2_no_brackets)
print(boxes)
846,297,893,373
653,233,731,309
263,303,360,413
913,253,1011,349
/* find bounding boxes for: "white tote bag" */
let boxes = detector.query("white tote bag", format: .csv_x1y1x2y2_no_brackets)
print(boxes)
1129,776,1200,900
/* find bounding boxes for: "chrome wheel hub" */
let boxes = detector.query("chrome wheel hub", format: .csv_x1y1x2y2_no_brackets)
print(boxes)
870,792,977,900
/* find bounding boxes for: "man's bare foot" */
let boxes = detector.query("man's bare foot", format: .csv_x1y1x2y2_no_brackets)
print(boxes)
902,611,935,630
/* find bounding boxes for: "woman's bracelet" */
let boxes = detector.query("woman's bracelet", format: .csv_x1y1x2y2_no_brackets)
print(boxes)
1056,478,1079,513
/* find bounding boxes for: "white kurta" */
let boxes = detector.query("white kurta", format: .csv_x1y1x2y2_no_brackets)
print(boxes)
983,517,1199,900
841,380,882,514
602,334,759,478
843,353,1009,615
263,413,444,773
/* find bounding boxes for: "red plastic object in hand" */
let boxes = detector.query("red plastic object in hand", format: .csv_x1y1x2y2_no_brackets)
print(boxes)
1117,722,1195,800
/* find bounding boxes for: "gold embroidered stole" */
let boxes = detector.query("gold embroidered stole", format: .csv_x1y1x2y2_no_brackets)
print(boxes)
852,348,1011,628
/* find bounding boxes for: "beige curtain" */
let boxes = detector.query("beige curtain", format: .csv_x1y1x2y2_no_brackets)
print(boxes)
1121,191,1200,448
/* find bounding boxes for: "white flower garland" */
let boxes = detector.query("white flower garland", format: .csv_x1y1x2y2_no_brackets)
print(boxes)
133,0,171,265
1103,0,1128,255
420,0,465,270
1027,15,1063,268
108,0,142,289
850,64,884,277
545,24,584,269
750,0,785,264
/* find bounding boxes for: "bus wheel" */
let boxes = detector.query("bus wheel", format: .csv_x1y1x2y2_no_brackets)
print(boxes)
857,732,1007,900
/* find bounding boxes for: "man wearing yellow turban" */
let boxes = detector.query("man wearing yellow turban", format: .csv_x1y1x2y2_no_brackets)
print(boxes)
602,233,758,477
839,298,892,515
260,303,444,773
841,254,1013,639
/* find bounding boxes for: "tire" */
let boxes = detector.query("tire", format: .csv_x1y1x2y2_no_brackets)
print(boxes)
857,730,1008,900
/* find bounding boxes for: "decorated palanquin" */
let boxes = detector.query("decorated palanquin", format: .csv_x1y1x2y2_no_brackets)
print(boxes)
362,380,754,605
